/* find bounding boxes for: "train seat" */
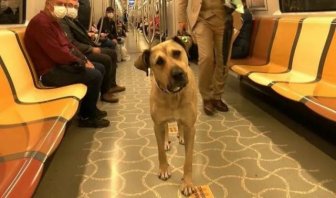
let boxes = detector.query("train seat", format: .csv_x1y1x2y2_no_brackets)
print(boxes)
229,17,277,66
304,97,336,122
248,17,335,86
231,17,302,76
0,29,86,197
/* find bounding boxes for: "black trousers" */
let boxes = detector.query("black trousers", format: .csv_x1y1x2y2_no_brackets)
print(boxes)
41,65,103,119
86,47,118,92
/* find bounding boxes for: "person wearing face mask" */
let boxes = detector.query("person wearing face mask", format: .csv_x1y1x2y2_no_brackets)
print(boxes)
97,7,119,45
97,7,130,62
0,0,19,24
24,0,111,128
60,0,125,103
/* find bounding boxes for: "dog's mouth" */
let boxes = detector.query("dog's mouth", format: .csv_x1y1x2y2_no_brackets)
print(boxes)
167,79,188,93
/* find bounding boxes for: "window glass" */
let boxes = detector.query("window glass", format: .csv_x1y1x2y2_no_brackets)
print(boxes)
0,0,25,24
280,0,336,12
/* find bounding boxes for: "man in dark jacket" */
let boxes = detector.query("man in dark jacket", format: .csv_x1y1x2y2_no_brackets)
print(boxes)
60,0,125,103
97,7,119,44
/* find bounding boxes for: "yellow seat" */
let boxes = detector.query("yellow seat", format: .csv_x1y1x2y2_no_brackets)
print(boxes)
272,26,336,101
0,29,87,103
249,17,335,86
231,17,302,76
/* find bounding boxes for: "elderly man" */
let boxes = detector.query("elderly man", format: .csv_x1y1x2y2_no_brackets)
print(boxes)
24,0,109,128
177,0,234,116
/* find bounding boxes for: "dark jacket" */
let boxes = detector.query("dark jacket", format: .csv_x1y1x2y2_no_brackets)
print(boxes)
78,0,91,30
60,16,98,54
231,8,253,59
97,16,118,40
0,7,19,24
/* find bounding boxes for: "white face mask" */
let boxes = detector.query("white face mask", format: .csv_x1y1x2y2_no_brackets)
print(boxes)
53,5,67,19
1,1,9,9
66,7,78,19
107,13,114,19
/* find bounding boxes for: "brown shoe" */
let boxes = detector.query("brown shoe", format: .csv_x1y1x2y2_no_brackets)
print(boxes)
212,99,229,112
101,93,119,103
108,85,126,93
203,100,215,116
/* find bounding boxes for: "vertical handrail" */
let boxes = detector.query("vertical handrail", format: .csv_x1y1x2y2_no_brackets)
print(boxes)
88,0,94,30
96,0,107,43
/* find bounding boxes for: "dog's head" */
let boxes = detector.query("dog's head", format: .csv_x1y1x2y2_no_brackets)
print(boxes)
134,37,189,93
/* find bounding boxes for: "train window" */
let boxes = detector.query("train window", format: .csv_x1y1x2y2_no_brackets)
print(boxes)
0,0,25,25
279,0,336,12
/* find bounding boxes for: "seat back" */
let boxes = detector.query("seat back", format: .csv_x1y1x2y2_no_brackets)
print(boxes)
318,23,336,82
250,17,278,62
268,17,302,68
10,28,42,87
0,30,37,96
290,17,335,76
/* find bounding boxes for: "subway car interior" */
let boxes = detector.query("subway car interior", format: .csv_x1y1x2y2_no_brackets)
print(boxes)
1,0,336,197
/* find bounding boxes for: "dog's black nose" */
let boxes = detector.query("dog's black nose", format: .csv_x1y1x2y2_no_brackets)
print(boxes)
171,67,185,81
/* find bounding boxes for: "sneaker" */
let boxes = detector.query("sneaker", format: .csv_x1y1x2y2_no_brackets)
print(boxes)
78,117,110,128
108,85,126,93
212,99,229,112
95,109,107,119
101,92,119,103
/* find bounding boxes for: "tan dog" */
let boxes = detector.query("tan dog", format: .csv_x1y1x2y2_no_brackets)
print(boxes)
134,37,197,196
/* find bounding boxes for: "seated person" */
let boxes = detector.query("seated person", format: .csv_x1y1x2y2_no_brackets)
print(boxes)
231,0,253,59
97,7,130,61
0,0,19,24
60,0,125,103
24,0,109,128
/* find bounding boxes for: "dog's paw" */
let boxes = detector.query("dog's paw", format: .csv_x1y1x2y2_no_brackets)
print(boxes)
180,180,195,196
164,140,171,151
158,167,171,181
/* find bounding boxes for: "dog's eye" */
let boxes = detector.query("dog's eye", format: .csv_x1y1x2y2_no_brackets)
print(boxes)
156,57,165,66
172,50,181,58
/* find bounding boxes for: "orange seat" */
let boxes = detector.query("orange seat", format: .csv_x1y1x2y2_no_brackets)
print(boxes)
272,24,336,102
231,17,302,76
230,17,277,66
304,97,336,122
0,29,87,103
0,29,85,197
249,17,335,86
0,159,42,197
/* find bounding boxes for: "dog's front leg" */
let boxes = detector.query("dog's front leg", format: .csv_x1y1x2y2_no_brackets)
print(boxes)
180,125,196,196
154,123,171,181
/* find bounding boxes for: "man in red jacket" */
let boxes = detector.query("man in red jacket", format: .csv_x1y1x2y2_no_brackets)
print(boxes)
25,0,109,128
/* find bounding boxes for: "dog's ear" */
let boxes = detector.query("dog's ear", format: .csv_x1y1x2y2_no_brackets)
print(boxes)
134,49,151,76
172,36,186,49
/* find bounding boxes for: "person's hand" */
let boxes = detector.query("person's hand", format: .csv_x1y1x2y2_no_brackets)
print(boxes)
92,47,101,54
112,39,118,44
178,22,186,34
88,32,95,39
100,33,108,38
85,60,94,69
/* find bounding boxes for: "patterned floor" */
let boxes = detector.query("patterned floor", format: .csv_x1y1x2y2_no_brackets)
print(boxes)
34,31,336,198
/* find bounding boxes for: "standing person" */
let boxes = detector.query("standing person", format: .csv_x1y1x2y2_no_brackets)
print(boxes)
24,0,109,128
177,0,234,116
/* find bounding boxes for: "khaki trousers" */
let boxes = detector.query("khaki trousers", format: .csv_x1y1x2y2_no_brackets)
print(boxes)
193,15,228,101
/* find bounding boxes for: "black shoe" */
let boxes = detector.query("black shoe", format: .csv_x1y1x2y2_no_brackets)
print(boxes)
212,99,229,112
203,100,215,116
78,117,110,128
95,109,107,119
